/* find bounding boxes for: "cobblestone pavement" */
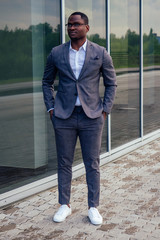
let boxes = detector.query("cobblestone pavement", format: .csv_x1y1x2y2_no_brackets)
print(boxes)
0,139,160,240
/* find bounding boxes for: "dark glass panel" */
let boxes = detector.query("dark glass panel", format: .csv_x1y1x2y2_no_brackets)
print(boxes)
143,0,160,134
0,0,60,194
110,0,140,149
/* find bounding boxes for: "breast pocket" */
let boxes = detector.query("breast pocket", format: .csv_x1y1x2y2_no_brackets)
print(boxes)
89,58,102,67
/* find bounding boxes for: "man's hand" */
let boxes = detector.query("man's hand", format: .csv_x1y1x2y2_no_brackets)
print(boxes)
49,109,54,120
102,111,107,120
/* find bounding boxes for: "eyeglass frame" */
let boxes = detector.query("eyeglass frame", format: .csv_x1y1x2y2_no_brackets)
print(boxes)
65,23,86,28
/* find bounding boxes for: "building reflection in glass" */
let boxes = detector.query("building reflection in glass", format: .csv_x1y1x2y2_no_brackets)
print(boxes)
143,0,160,135
110,0,140,149
0,0,60,193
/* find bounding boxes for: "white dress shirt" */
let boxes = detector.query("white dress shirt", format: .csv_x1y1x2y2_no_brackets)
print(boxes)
69,40,87,106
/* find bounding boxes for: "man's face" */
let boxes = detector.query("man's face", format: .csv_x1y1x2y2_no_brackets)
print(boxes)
67,14,89,40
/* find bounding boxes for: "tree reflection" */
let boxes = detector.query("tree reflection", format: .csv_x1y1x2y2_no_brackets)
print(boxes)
0,23,60,84
0,23,160,84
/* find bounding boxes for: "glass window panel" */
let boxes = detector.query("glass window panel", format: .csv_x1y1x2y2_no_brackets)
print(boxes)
143,0,160,134
110,0,140,149
44,0,60,177
65,0,107,162
0,0,60,194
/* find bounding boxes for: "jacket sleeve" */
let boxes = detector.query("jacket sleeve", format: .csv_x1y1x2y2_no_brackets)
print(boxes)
42,51,57,111
101,48,117,114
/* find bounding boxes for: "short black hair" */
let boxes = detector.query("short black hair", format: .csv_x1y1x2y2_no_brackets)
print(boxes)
69,12,89,25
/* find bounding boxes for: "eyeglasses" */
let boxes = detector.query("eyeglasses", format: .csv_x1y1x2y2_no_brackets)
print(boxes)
65,23,86,28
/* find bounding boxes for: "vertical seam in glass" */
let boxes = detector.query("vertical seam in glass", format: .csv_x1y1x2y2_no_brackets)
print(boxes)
60,0,65,44
140,0,143,139
106,0,111,153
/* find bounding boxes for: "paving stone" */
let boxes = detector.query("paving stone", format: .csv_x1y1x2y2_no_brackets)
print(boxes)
0,236,11,240
18,205,35,214
16,221,34,231
31,214,46,222
0,213,6,220
35,203,50,211
12,216,29,225
25,209,41,218
5,228,22,238
16,201,31,208
134,231,149,239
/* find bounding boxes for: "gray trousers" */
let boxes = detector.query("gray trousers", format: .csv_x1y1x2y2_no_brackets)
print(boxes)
52,106,104,207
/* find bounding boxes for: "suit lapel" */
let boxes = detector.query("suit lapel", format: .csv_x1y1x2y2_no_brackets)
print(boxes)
78,40,92,80
63,41,77,81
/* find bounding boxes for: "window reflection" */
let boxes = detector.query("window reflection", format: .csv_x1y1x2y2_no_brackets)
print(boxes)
143,0,160,134
110,0,140,148
0,0,60,194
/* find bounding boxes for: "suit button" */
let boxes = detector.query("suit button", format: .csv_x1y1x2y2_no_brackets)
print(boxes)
74,93,77,96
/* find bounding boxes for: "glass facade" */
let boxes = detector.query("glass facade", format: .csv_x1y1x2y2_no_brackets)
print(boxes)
0,0,60,193
110,0,140,149
143,0,160,134
0,0,160,200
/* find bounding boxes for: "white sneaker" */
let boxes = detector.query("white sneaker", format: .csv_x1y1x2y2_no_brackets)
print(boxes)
53,205,71,223
88,207,103,225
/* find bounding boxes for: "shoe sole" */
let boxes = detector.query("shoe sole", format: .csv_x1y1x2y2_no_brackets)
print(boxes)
53,211,71,223
88,216,103,225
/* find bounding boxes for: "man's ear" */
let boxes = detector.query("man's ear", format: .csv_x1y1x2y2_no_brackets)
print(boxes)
86,25,90,33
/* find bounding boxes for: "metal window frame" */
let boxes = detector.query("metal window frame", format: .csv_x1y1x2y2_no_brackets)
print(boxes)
106,0,111,153
60,0,65,44
140,0,143,139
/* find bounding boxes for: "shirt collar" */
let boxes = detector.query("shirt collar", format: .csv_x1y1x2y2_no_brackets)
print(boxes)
69,40,87,52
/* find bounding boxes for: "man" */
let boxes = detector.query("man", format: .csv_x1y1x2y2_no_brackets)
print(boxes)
42,12,116,225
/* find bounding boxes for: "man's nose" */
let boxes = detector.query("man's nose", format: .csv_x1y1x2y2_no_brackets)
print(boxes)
70,25,75,29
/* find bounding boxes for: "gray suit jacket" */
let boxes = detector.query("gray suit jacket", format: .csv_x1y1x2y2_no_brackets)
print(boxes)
42,40,117,119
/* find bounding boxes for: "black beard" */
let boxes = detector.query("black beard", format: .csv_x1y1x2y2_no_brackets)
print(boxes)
69,35,85,41
70,37,78,41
